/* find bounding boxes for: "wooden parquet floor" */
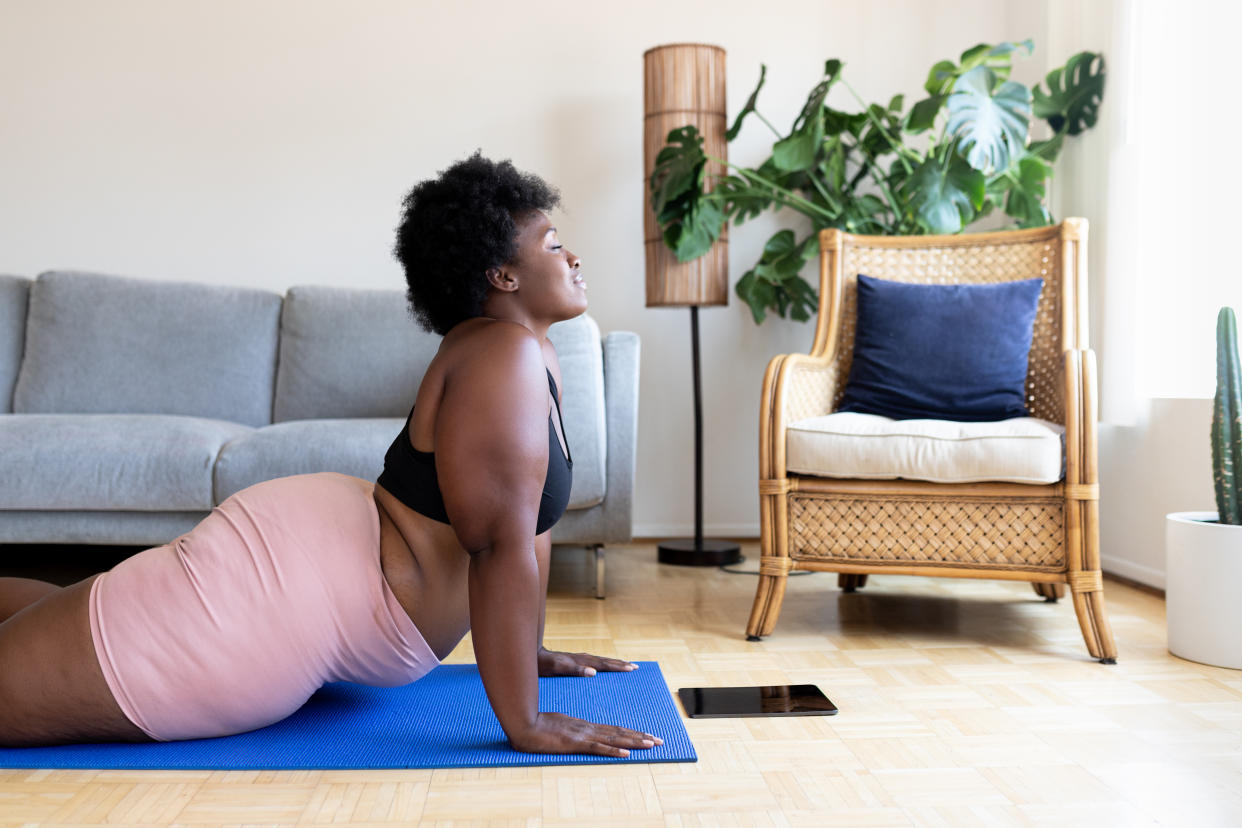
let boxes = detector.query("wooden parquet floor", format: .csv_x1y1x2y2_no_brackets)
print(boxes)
3,541,1242,827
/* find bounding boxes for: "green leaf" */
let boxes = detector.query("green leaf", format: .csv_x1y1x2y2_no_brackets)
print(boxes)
771,61,842,173
959,43,994,70
859,102,904,158
726,64,767,141
735,233,818,324
906,94,946,133
925,59,957,95
772,127,820,171
717,172,776,224
960,39,1033,78
735,269,771,324
820,136,846,190
1028,133,1064,164
784,275,818,322
824,107,868,138
793,70,838,132
945,66,1032,173
649,125,706,222
900,147,986,234
1033,51,1105,135
1003,155,1053,228
754,230,815,284
649,126,728,261
664,197,725,262
927,41,1032,98
763,229,798,256
849,193,888,221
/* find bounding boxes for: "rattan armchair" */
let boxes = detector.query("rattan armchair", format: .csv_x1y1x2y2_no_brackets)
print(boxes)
747,219,1117,662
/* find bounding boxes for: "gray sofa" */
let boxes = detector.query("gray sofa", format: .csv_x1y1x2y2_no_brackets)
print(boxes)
0,271,639,596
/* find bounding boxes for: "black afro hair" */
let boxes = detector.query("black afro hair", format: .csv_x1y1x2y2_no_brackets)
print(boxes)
394,152,560,335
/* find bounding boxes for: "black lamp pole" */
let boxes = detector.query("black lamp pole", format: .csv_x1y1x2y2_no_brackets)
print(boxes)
657,306,742,566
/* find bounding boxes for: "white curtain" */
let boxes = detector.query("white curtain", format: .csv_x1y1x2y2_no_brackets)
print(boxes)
1047,0,1242,423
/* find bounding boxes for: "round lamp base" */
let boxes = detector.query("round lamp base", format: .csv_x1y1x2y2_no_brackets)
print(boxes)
657,538,741,567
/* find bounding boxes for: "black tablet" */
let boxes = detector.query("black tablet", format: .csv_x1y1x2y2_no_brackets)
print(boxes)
677,684,838,718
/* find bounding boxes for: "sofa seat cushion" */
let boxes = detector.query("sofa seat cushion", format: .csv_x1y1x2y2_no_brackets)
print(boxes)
214,419,404,503
216,416,606,511
786,412,1065,485
0,414,252,511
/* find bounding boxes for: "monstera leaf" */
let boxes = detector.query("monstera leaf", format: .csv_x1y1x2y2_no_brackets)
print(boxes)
945,66,1032,173
958,40,1033,81
727,64,767,141
650,126,705,223
649,126,726,261
753,229,816,285
1003,155,1053,228
1033,51,1105,135
664,197,725,262
915,41,1033,133
771,60,843,173
900,147,986,234
1028,132,1064,164
646,41,1105,325
735,230,818,323
906,94,947,133
772,124,821,172
924,40,1033,96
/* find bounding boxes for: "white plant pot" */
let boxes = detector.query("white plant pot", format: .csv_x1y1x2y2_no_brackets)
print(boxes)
1166,511,1242,669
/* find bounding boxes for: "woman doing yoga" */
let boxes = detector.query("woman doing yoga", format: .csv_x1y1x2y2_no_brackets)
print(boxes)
0,153,660,757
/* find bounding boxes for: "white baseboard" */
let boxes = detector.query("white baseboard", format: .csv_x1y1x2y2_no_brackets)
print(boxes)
1102,554,1165,590
633,523,760,540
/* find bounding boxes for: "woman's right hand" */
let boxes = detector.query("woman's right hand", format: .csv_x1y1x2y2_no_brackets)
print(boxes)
509,712,663,757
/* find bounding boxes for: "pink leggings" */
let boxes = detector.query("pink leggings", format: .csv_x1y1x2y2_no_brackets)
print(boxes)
88,473,438,741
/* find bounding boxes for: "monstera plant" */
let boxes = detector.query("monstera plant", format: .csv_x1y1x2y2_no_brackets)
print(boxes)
649,41,1106,323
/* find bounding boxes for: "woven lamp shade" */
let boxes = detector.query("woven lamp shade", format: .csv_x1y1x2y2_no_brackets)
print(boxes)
643,43,728,307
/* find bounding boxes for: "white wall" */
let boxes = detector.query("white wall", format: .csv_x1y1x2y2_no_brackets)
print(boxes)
1099,400,1216,589
8,0,1189,580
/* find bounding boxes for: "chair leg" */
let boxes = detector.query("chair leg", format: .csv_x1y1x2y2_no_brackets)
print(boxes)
1069,575,1118,663
592,545,605,600
747,570,790,640
1031,582,1065,602
838,573,868,593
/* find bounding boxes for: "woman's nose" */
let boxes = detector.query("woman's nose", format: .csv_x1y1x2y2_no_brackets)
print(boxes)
568,251,582,269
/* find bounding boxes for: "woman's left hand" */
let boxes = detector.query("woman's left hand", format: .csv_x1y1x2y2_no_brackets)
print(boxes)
537,647,638,677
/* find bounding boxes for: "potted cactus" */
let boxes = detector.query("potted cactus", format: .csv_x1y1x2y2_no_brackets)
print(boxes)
1165,306,1242,668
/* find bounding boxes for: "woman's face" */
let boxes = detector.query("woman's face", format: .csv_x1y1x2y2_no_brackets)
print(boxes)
506,210,587,322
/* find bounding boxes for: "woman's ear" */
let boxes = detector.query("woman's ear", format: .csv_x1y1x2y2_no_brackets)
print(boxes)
485,266,518,293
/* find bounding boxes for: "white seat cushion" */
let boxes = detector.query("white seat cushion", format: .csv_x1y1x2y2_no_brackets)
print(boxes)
786,412,1065,484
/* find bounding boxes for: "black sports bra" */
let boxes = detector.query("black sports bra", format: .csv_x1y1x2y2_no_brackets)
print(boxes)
377,369,573,535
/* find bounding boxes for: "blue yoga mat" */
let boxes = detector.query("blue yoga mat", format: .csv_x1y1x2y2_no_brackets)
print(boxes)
0,661,695,770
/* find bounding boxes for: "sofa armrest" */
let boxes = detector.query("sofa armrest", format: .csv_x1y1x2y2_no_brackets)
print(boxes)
596,330,640,543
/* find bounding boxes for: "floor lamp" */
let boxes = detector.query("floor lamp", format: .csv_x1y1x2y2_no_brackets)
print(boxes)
643,43,741,567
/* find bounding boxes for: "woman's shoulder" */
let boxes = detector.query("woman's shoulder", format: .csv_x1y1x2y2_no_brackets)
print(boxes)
441,319,545,384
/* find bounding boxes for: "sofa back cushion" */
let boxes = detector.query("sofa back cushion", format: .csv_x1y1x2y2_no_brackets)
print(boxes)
0,275,30,413
13,271,282,427
273,286,438,421
548,314,607,508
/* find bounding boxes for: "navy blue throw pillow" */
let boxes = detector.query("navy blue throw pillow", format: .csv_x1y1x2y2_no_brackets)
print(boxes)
836,274,1044,422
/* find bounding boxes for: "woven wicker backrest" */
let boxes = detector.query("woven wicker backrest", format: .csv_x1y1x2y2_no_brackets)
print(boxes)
822,226,1070,425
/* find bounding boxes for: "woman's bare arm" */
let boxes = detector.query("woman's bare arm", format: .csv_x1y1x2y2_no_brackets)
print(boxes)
436,325,656,756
